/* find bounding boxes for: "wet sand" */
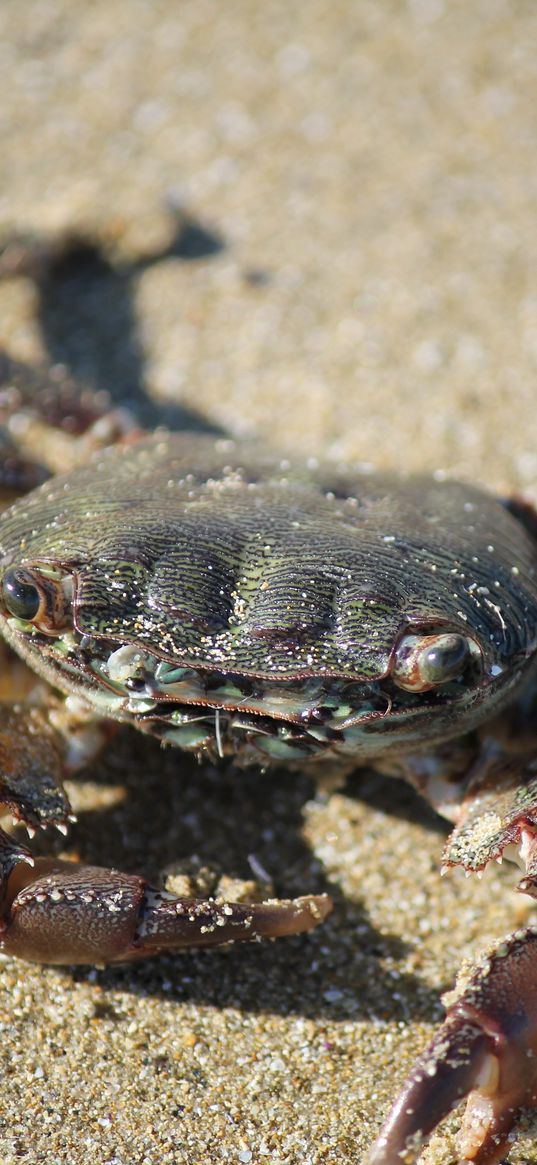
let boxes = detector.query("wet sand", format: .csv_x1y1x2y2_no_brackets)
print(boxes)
1,2,537,1162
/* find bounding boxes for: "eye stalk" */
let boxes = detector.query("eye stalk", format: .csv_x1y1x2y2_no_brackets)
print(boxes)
392,631,477,693
0,565,72,635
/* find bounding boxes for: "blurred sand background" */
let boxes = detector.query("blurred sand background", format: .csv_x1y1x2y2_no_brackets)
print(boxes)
1,2,537,1163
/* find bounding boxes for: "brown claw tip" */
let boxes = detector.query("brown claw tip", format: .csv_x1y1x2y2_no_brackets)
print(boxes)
136,890,333,956
251,892,333,936
366,1017,492,1165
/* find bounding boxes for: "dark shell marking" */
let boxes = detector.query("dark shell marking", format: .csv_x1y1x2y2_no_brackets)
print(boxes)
1,432,537,767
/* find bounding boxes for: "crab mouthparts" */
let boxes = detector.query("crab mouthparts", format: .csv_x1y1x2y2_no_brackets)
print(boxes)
10,623,490,765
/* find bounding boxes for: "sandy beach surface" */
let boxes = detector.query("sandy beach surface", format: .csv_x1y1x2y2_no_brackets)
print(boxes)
1,3,537,1162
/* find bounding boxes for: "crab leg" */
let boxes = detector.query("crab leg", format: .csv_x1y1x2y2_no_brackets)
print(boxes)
369,752,537,1164
0,349,140,496
368,927,537,1165
0,704,74,829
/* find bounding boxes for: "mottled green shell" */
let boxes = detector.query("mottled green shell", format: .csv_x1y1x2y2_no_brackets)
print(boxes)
1,433,537,763
1,433,536,682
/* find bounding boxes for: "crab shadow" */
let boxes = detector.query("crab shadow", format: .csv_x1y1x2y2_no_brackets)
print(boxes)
33,729,444,1027
351,767,449,837
0,205,228,433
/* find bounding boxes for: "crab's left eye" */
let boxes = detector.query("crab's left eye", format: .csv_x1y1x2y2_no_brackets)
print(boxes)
1,566,71,633
392,631,476,692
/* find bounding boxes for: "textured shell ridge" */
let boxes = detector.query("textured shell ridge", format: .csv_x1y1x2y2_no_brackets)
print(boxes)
0,433,537,684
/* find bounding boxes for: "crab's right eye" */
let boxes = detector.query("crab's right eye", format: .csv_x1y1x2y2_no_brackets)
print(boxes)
2,568,41,621
392,629,480,692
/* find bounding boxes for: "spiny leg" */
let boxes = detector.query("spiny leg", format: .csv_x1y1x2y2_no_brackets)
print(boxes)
368,927,537,1165
368,752,537,1165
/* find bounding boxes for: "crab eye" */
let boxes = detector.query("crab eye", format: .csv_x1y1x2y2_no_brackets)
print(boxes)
0,566,71,633
392,631,474,693
2,568,41,621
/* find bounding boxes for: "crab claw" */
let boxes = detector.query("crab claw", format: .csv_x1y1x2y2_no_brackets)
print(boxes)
0,855,332,964
368,927,537,1165
0,703,331,964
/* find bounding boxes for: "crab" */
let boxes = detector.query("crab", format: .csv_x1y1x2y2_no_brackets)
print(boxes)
2,245,537,1165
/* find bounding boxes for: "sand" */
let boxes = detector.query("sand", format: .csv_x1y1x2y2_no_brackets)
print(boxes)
1,2,537,1162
